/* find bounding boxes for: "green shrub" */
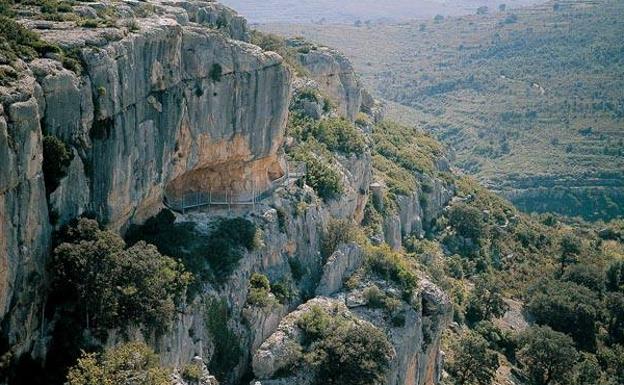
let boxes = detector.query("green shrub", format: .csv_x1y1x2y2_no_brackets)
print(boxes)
79,19,99,28
66,342,170,385
525,279,601,352
448,203,486,241
465,275,509,325
52,218,191,335
313,118,366,155
247,273,275,307
0,0,14,17
297,305,332,344
366,245,418,295
271,281,295,304
313,321,393,385
127,213,257,285
322,218,358,260
517,326,579,385
446,331,499,385
288,257,306,282
181,362,203,382
297,151,343,200
204,297,241,380
42,135,73,194
209,63,222,82
0,15,61,61
249,30,308,75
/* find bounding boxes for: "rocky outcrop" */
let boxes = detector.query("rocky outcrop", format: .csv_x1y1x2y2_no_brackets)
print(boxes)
316,243,362,296
293,43,364,122
382,167,454,250
253,277,451,385
0,94,51,358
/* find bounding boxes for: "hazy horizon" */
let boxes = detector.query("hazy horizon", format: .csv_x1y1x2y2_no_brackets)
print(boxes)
219,0,546,24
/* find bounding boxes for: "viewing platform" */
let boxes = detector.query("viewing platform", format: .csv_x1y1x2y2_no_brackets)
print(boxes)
164,161,306,213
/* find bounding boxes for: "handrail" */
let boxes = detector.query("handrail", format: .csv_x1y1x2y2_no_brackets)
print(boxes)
163,161,306,213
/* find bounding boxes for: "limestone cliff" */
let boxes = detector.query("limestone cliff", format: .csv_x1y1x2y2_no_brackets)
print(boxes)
0,1,453,384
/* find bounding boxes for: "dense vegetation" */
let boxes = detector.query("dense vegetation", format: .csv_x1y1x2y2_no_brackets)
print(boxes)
296,305,394,385
425,180,624,385
51,217,191,336
286,88,368,201
263,0,624,221
66,342,170,385
126,210,258,286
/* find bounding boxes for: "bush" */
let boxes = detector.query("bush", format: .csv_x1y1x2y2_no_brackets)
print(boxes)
525,279,601,351
465,275,509,325
363,285,401,314
66,342,170,385
271,281,295,304
313,118,366,155
297,305,332,344
204,297,241,380
127,213,257,284
181,362,203,382
366,245,418,295
247,273,275,307
322,218,358,260
300,153,343,200
297,305,393,385
446,331,499,385
517,326,579,385
314,322,393,385
0,15,61,61
562,264,605,294
209,63,222,82
52,218,191,335
42,135,73,194
448,203,486,241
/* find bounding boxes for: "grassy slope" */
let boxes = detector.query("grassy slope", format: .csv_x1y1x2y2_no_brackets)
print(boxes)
260,0,624,221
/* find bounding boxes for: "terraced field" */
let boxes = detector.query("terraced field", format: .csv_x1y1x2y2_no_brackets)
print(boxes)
220,0,543,24
261,0,624,221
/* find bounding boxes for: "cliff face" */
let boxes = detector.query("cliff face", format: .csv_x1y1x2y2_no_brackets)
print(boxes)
1,0,290,359
0,1,453,384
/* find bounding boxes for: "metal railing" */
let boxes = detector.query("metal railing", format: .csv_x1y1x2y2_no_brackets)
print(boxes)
163,161,306,213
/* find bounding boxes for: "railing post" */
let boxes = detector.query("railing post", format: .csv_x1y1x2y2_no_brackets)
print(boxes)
182,194,185,215
252,180,256,211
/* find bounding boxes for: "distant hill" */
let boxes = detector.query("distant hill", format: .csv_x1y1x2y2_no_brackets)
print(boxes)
220,0,543,24
261,0,624,221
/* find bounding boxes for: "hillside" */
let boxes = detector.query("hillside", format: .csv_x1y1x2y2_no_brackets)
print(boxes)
1,1,623,385
219,0,543,24
261,0,624,221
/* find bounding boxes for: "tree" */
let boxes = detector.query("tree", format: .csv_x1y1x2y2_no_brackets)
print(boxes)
42,135,73,194
574,354,604,385
52,218,191,334
447,331,499,385
465,274,509,325
525,279,601,352
562,264,605,294
605,260,624,292
476,6,489,15
448,204,486,241
314,322,394,385
517,326,578,385
499,4,507,12
66,342,170,385
605,292,624,345
558,233,582,274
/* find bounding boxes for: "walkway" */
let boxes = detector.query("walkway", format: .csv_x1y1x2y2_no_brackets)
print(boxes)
164,161,306,213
